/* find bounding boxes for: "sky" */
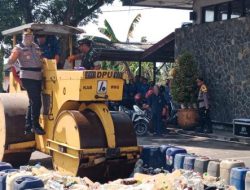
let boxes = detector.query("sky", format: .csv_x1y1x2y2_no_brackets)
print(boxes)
83,0,191,43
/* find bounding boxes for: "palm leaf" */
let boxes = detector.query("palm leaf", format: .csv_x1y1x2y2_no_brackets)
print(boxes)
98,19,120,42
127,14,141,42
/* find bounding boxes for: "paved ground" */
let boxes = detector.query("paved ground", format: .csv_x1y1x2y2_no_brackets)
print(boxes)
29,132,250,168
138,132,250,167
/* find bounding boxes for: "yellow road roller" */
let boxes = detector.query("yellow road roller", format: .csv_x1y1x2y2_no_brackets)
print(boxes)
0,23,140,182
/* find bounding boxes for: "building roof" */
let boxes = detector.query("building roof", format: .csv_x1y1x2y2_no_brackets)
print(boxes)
123,0,193,10
2,23,84,36
93,42,153,61
141,32,175,62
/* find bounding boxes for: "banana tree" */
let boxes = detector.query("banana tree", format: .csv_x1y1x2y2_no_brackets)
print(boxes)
98,14,142,79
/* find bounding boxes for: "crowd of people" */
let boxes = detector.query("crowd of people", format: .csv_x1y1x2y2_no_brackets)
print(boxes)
122,76,173,136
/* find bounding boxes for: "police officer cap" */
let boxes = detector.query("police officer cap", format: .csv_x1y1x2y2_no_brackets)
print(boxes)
23,28,33,35
77,38,92,46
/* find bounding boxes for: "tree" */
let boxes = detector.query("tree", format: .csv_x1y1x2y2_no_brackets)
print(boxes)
98,14,142,78
171,52,198,105
0,0,115,68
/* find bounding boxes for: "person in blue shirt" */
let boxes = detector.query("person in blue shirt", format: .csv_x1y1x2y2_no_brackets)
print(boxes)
146,85,167,136
139,77,149,97
36,35,60,67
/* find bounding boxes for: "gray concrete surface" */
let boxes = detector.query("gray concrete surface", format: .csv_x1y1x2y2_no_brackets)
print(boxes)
29,132,250,169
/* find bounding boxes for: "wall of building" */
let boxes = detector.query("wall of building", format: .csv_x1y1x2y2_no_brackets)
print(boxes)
175,16,250,123
193,0,231,24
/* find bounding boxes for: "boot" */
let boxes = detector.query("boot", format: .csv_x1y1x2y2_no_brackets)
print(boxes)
32,119,46,135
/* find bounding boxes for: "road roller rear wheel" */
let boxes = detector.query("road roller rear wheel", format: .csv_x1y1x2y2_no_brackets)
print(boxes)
0,93,34,167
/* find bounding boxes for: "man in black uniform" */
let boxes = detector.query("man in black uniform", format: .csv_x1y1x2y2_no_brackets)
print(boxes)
146,85,167,136
196,77,213,133
68,39,97,69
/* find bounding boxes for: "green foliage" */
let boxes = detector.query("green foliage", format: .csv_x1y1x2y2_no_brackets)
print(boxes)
127,14,141,42
98,20,120,42
0,0,114,41
98,14,143,77
171,52,198,105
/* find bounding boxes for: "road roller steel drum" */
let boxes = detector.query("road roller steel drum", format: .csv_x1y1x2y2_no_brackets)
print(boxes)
0,93,35,167
230,167,250,190
220,159,245,185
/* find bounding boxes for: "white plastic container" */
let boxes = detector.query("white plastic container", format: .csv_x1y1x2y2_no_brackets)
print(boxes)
220,159,245,185
207,160,221,177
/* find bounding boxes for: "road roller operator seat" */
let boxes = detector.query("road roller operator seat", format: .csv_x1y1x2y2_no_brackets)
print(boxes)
0,59,140,182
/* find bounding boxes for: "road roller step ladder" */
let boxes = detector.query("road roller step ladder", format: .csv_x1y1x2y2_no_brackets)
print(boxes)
0,59,140,181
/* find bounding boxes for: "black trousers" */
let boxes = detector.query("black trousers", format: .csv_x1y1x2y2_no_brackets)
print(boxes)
152,112,163,134
198,107,212,132
21,79,42,123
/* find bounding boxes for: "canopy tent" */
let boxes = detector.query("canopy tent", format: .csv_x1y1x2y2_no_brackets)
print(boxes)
123,0,193,10
1,23,84,36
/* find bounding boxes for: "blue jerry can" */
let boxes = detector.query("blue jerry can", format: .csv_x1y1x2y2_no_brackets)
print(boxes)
0,169,18,190
159,145,172,169
230,167,250,190
183,155,197,171
140,146,162,168
13,176,44,190
174,153,190,170
166,147,187,172
0,163,12,171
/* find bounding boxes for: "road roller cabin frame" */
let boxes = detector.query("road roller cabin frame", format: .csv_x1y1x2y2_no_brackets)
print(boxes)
1,23,140,180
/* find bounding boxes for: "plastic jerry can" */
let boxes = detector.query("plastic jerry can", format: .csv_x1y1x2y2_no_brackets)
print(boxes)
6,172,32,190
166,147,187,172
0,163,12,172
183,155,197,171
13,176,44,190
230,167,250,190
207,160,221,177
140,146,162,168
220,159,245,185
159,145,172,169
0,169,18,190
245,171,250,190
174,153,190,170
194,157,210,174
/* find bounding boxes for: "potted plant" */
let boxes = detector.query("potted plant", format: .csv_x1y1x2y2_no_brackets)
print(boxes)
171,52,199,129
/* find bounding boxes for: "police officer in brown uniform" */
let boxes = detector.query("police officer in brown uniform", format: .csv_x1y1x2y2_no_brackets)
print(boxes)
7,28,45,135
196,77,213,134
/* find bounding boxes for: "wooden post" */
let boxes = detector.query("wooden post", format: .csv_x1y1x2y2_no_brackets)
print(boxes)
69,35,72,56
139,61,142,77
153,62,156,84
12,35,16,47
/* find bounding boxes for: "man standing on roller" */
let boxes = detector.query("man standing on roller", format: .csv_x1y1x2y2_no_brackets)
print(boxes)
7,28,46,135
